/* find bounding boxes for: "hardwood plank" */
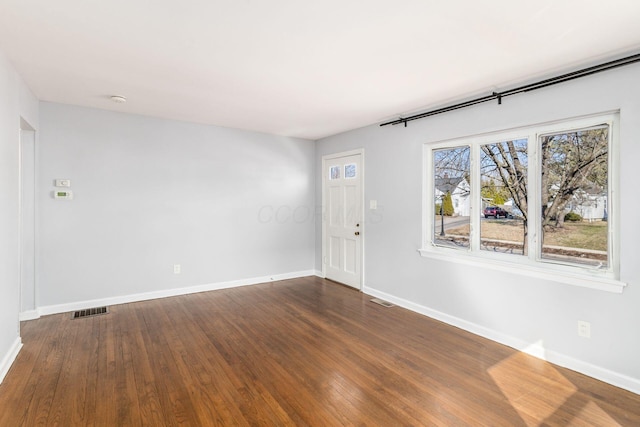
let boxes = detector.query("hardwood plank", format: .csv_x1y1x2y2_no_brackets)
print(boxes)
21,313,78,426
1,276,639,426
94,307,119,426
0,316,58,426
46,312,89,425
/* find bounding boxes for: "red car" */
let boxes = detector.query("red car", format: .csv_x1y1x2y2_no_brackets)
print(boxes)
483,206,510,218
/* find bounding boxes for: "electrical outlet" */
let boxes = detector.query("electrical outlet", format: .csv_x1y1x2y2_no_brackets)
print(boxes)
173,264,181,274
578,320,591,338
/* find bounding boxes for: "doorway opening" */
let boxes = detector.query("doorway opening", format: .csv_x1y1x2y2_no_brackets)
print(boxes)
20,118,37,322
321,149,364,290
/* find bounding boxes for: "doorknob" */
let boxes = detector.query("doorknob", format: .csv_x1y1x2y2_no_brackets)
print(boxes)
355,231,360,236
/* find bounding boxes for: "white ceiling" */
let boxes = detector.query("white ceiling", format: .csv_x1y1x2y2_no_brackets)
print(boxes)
1,0,640,140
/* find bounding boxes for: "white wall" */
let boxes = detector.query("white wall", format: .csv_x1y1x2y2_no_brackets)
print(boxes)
37,103,315,309
0,51,38,383
316,63,640,393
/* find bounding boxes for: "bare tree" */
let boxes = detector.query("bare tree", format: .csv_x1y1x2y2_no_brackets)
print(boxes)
481,140,528,251
540,127,608,229
433,146,470,182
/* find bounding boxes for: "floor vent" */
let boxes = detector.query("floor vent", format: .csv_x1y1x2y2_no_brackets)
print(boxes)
72,306,109,319
370,298,394,308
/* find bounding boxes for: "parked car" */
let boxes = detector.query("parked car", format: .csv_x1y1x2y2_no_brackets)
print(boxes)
483,206,511,218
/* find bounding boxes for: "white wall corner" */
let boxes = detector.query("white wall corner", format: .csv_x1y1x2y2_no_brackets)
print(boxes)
362,285,640,396
0,337,23,385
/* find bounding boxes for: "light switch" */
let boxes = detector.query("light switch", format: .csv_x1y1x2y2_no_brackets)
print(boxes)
55,179,71,187
370,200,378,210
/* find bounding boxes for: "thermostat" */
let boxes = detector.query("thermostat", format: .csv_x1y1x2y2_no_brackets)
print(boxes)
54,190,73,200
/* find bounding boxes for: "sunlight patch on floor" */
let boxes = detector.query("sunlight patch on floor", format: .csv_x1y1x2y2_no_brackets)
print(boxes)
488,350,622,426
488,351,576,426
566,401,621,426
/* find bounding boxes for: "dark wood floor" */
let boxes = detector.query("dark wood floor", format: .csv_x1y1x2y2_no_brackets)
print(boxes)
1,276,639,426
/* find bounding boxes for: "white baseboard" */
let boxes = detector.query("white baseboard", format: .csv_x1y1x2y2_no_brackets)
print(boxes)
37,270,316,317
314,270,324,278
0,337,23,385
19,309,40,321
363,285,640,396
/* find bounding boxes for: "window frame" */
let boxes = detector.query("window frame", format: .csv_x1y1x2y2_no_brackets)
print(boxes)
420,112,625,293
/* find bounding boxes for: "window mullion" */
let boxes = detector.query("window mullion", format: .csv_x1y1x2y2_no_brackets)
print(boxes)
527,131,539,262
424,147,434,248
609,119,619,276
470,143,481,252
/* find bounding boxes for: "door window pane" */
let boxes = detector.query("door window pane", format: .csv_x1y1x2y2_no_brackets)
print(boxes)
433,146,470,248
330,165,340,180
345,163,356,178
540,125,609,267
480,139,528,255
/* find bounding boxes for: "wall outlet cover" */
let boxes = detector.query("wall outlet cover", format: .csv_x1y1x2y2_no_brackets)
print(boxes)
578,320,591,338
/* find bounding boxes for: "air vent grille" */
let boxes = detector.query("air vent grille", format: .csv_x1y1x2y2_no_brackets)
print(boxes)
72,306,109,319
370,298,394,308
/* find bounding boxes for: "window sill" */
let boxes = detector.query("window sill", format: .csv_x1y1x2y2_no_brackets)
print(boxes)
418,248,626,293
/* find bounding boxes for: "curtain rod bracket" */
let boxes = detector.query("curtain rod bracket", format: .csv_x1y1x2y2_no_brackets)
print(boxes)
493,91,502,105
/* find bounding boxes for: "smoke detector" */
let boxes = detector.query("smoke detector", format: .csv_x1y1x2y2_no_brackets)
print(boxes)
110,95,127,104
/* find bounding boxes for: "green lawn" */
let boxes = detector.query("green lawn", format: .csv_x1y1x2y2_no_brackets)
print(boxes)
542,221,608,252
446,219,608,252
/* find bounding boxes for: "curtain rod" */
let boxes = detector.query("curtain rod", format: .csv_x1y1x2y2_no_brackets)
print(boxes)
380,52,640,128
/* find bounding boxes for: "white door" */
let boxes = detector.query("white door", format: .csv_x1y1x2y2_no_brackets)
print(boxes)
323,151,363,289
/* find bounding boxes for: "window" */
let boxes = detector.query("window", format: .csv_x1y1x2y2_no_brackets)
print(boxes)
480,139,528,255
433,146,470,248
422,113,622,291
539,126,609,268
